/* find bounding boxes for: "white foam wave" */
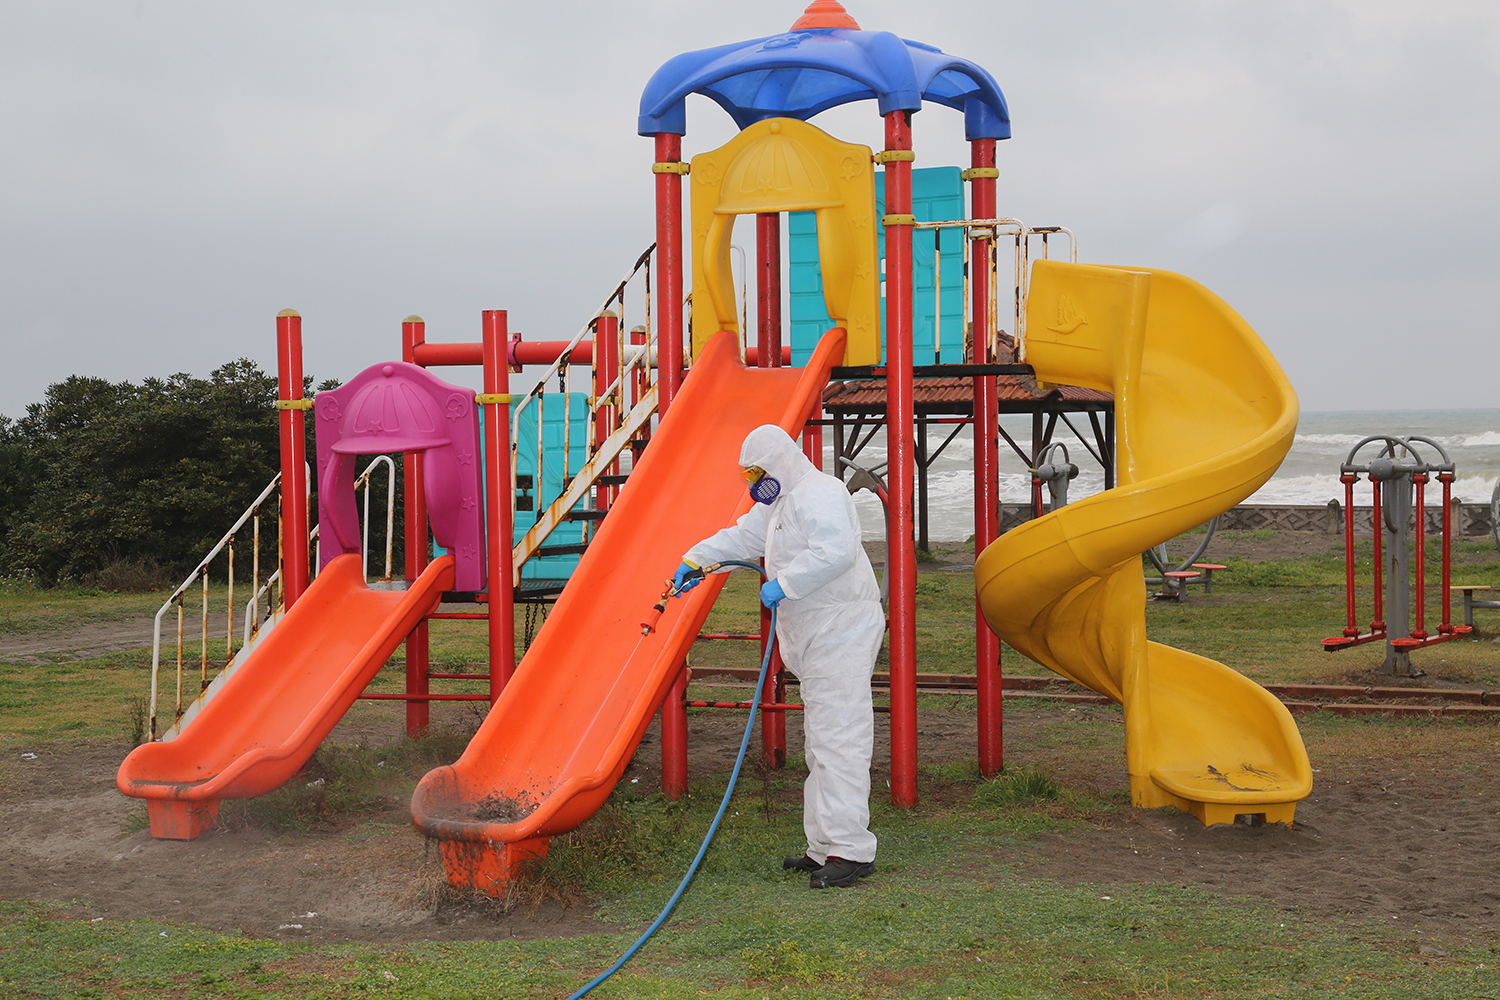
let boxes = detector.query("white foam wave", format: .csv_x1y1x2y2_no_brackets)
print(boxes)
1294,433,1368,447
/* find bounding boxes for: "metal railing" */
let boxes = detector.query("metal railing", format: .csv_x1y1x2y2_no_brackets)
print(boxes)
914,219,1077,363
509,244,662,574
146,457,397,741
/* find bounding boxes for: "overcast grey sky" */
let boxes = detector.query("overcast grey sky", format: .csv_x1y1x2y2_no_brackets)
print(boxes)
2,1,1496,418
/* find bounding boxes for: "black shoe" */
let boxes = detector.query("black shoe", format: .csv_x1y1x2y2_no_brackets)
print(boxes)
809,856,875,889
782,854,821,873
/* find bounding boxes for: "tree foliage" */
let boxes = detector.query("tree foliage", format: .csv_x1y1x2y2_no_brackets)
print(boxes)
0,361,296,584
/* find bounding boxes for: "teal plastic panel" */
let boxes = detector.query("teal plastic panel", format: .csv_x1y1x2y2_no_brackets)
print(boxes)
513,393,590,580
788,166,966,367
431,393,591,583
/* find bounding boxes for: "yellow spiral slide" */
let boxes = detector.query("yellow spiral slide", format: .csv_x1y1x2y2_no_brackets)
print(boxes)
975,261,1312,825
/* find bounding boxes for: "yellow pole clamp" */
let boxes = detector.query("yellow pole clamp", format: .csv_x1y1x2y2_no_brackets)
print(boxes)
873,150,916,163
961,167,1000,181
275,399,314,410
652,162,690,174
881,214,917,226
475,393,513,405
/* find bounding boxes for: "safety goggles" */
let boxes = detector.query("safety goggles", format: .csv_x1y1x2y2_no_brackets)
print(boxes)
739,465,768,485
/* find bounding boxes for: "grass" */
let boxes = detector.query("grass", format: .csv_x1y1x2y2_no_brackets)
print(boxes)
5,777,1499,998
5,533,1500,996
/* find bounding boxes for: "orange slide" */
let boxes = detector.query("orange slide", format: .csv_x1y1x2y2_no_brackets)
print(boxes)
411,328,845,892
117,553,455,839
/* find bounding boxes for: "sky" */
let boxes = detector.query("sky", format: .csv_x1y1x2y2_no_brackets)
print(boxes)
2,0,1497,419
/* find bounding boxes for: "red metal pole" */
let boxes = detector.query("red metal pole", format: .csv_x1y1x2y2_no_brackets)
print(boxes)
655,131,689,799
803,407,823,471
482,310,517,699
1341,474,1359,636
759,604,787,768
402,316,431,736
751,227,790,767
757,212,782,368
970,138,1003,778
884,110,918,808
275,310,310,609
1412,473,1427,639
1371,480,1385,633
1440,472,1454,631
654,132,685,415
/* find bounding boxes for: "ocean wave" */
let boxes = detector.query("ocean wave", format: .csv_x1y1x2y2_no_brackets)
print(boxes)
1293,433,1370,447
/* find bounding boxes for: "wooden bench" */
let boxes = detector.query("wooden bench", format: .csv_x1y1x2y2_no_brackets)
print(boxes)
1451,585,1500,627
1190,563,1228,593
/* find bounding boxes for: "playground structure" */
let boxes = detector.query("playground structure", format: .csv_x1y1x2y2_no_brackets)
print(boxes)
1322,435,1472,675
118,1,1312,887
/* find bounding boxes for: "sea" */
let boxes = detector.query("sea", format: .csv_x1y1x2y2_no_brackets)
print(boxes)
838,409,1500,542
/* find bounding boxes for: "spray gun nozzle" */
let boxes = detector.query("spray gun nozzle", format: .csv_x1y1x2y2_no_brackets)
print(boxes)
641,581,674,635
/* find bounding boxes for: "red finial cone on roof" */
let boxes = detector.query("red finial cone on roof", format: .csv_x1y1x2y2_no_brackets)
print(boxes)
791,0,860,30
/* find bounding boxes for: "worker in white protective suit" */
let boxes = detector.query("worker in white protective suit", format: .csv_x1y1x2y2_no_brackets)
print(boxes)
673,424,884,889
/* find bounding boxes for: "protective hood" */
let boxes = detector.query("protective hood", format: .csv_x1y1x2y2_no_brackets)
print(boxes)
738,424,816,498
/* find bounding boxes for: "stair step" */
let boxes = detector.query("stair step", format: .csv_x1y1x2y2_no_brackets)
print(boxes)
564,508,608,521
537,543,589,557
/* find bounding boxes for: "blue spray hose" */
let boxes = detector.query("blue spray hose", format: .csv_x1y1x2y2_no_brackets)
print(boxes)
567,559,774,999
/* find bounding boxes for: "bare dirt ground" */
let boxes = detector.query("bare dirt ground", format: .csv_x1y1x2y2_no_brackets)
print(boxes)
4,695,1498,947
0,617,229,665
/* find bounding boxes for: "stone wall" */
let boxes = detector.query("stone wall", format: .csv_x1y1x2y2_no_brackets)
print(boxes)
998,501,1496,536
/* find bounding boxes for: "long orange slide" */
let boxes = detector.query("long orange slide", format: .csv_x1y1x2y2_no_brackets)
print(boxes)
117,553,455,839
411,328,845,892
975,261,1312,826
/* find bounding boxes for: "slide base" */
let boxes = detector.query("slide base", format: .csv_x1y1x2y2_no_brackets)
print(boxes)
1131,775,1298,828
147,798,220,840
439,836,552,896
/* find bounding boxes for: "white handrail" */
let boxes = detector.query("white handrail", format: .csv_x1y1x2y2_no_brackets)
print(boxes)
911,218,1077,363
509,243,660,571
146,456,398,741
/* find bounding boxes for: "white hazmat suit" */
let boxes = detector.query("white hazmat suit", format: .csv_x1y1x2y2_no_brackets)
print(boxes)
683,425,883,866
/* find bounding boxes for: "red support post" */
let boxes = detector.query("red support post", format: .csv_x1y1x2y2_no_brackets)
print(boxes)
482,310,517,700
883,110,919,808
759,604,787,768
969,138,1003,778
275,310,310,609
1371,480,1385,633
1440,472,1454,631
1412,473,1428,639
757,212,782,368
1341,473,1359,637
654,132,686,415
655,131,690,800
754,219,789,768
402,316,431,736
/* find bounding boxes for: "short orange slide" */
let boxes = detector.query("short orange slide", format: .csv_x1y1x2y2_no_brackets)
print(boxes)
117,553,455,838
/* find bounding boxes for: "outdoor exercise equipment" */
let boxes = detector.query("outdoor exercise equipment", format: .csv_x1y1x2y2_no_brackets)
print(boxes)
1030,442,1080,513
1322,435,1472,675
1144,517,1221,600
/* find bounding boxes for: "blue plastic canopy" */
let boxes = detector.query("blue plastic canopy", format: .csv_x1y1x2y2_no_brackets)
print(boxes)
638,28,1010,141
